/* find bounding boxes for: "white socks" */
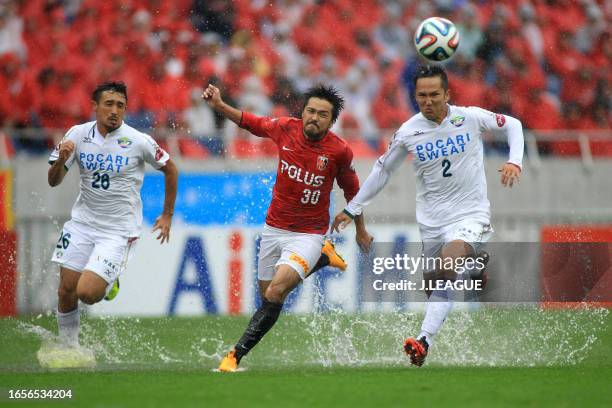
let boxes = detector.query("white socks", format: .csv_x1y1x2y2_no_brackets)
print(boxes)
419,288,453,346
57,308,80,347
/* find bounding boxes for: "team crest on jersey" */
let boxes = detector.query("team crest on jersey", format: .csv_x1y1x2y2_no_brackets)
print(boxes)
317,155,329,171
495,113,506,127
155,146,165,161
117,137,132,148
450,115,465,127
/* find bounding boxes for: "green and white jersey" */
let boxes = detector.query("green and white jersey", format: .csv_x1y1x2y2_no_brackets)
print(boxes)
346,105,524,228
49,121,169,237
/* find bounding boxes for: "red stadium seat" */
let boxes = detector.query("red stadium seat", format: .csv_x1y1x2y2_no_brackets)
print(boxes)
178,137,209,159
230,138,261,158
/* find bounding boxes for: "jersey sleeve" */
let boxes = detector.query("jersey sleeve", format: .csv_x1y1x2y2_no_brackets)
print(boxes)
141,133,170,169
467,107,525,169
345,133,409,216
48,125,79,169
239,111,283,142
336,145,360,203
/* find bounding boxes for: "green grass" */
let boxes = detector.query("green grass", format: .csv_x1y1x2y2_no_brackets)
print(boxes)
1,307,611,407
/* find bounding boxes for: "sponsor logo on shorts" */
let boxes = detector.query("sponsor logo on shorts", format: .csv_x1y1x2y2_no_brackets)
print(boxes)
103,258,118,270
97,257,119,278
289,253,309,274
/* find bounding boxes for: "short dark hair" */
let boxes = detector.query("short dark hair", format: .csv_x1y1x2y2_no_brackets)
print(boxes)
92,81,128,103
302,84,345,123
413,65,448,91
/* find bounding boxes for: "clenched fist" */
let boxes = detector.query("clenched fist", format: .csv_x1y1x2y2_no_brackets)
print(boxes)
58,140,75,163
202,84,222,109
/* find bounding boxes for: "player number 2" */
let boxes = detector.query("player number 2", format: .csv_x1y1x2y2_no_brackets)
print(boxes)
442,159,452,177
92,172,110,189
301,189,320,205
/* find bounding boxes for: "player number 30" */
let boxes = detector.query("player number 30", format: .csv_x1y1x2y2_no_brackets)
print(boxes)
301,188,320,205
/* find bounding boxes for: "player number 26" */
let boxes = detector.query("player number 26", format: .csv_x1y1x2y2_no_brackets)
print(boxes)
91,172,110,190
56,232,71,249
301,188,321,205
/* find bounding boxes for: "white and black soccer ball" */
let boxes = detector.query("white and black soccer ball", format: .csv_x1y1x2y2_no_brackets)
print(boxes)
414,17,460,62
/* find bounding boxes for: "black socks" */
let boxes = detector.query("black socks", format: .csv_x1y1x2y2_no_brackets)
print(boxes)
234,299,283,363
308,254,330,276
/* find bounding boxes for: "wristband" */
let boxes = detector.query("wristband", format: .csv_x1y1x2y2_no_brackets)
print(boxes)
343,209,355,219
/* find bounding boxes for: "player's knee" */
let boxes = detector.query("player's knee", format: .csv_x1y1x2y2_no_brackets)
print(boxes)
264,284,287,303
57,284,76,301
76,286,104,305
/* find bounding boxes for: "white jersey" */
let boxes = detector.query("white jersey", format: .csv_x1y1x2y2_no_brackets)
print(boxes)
345,105,524,228
49,121,170,237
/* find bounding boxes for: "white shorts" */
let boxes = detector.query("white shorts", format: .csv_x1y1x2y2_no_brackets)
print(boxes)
51,220,138,286
257,224,325,281
420,219,493,258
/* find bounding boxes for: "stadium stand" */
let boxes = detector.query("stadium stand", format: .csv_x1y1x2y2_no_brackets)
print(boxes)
0,0,609,157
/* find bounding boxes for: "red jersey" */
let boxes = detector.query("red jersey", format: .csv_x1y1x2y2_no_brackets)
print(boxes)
240,112,360,234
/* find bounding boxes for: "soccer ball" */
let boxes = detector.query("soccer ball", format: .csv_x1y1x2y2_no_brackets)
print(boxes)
414,17,460,62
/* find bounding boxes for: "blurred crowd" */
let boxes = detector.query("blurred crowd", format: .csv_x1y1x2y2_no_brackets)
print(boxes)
0,0,610,157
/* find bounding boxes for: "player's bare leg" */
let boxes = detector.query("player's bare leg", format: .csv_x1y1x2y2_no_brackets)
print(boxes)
219,265,301,372
406,240,473,367
470,250,489,288
76,271,109,305
258,279,271,297
422,240,473,295
263,264,302,302
57,268,81,346
58,268,80,313
39,267,97,368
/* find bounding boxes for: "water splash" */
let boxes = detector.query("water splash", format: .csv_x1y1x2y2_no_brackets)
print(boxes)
297,303,609,368
4,305,609,371
16,320,56,343
79,316,184,366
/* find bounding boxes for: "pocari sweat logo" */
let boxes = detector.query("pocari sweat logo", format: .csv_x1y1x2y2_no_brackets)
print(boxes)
415,133,471,162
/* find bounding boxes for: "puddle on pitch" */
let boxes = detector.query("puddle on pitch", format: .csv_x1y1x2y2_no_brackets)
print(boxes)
4,304,609,371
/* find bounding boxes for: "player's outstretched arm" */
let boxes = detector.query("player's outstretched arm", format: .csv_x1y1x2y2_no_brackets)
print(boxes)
202,84,242,125
470,107,524,188
48,140,75,186
500,115,524,188
338,140,408,228
152,159,178,244
332,210,354,233
354,213,373,252
335,147,374,251
331,212,373,252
